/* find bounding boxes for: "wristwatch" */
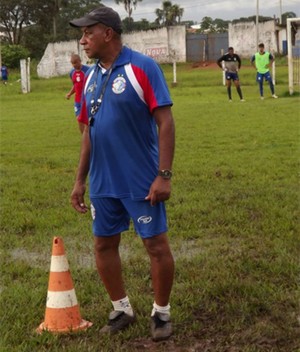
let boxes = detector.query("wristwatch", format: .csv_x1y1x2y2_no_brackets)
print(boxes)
158,169,172,179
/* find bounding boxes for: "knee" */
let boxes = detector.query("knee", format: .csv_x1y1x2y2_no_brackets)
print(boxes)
144,236,173,260
94,236,119,255
94,240,107,255
147,243,164,259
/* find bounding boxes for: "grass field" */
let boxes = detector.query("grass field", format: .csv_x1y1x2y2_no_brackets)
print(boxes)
0,62,299,352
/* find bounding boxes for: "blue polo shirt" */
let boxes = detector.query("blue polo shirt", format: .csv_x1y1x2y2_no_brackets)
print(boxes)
82,46,173,200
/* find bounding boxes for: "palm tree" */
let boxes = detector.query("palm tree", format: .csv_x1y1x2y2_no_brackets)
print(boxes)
155,8,165,26
114,0,143,20
155,1,184,27
171,4,184,24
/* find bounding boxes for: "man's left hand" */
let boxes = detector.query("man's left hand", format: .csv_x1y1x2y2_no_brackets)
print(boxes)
145,177,171,206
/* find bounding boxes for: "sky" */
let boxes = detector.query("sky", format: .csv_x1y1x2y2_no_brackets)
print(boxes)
103,0,299,23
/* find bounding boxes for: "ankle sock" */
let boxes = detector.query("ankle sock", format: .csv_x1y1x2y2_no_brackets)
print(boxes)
112,296,134,316
151,302,171,318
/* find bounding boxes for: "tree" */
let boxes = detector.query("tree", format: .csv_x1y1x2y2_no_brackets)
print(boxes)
281,11,297,25
213,18,230,33
121,17,153,32
232,15,273,24
59,0,102,40
155,1,184,27
0,0,102,59
52,0,69,38
0,0,70,44
1,44,30,68
200,16,214,32
171,4,184,24
0,0,35,45
114,0,143,20
197,17,229,33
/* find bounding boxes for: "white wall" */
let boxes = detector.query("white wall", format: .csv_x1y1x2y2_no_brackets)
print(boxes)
124,26,186,62
37,40,89,78
37,26,186,78
229,20,278,58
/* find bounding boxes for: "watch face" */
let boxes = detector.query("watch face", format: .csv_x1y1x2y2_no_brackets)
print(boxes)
159,170,172,179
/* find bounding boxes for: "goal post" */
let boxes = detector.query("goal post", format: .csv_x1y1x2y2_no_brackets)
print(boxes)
287,18,300,95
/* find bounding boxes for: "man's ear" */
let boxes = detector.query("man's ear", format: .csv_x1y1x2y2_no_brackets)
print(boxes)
104,27,114,42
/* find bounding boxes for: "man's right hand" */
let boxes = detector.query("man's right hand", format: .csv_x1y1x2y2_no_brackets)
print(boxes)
71,182,89,213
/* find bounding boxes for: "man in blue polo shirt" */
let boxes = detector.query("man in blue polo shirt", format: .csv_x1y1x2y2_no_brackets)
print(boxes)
70,5,175,342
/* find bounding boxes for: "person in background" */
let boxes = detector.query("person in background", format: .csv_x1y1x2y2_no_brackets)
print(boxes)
1,64,9,85
69,5,175,342
65,54,89,133
217,47,245,102
251,43,278,100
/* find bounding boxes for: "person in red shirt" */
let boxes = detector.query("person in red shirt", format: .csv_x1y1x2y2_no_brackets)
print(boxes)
66,54,89,133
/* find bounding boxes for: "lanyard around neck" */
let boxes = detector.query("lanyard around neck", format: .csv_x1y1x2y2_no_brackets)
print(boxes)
89,65,113,126
89,52,121,127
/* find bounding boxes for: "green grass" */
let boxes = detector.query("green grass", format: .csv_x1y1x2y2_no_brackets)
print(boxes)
0,63,299,352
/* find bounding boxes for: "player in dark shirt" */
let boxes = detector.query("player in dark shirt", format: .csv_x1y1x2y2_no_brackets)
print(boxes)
217,47,245,102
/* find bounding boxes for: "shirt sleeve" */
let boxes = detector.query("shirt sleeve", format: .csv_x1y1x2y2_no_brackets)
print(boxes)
131,58,172,114
217,55,225,64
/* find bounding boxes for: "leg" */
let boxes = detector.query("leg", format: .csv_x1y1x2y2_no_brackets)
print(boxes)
95,234,136,334
265,72,277,98
257,73,264,98
259,79,264,97
234,80,243,100
94,234,126,301
92,199,135,334
226,80,232,100
143,233,174,306
143,233,174,341
268,78,275,95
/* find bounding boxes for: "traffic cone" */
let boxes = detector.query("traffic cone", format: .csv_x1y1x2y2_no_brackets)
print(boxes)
37,237,92,333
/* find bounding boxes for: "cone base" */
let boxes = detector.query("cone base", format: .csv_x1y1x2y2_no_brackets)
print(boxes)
36,319,93,334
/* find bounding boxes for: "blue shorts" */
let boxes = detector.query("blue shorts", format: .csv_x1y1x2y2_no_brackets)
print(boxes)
74,102,81,117
256,72,272,82
226,72,239,81
90,198,168,239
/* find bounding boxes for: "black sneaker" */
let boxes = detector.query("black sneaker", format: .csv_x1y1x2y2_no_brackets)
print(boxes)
151,312,172,341
100,310,136,334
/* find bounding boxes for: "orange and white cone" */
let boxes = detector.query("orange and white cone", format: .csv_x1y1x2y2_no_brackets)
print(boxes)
37,237,92,333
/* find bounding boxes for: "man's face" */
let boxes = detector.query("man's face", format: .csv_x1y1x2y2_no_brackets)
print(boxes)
79,24,107,59
259,46,264,54
71,58,81,70
228,49,234,56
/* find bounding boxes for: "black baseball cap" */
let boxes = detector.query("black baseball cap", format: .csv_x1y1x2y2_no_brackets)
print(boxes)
69,6,122,34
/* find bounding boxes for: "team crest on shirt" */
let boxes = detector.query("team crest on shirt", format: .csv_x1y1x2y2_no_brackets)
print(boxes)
87,82,96,93
112,75,126,94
